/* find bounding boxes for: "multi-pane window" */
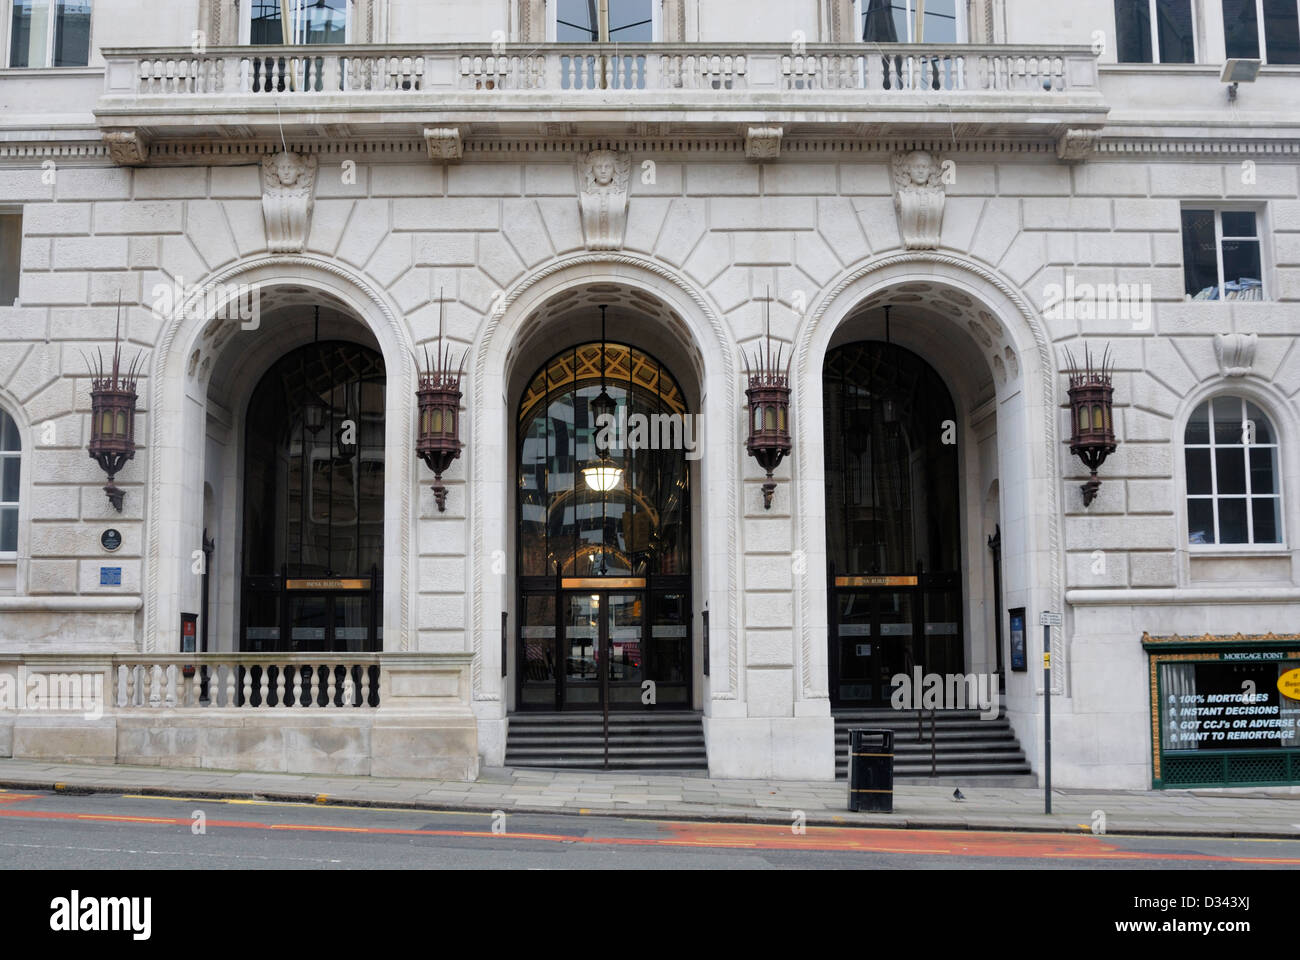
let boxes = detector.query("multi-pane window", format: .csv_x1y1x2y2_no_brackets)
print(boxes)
1114,0,1196,62
8,0,90,67
556,0,654,41
0,213,20,307
1185,397,1283,545
858,0,962,42
1181,209,1264,300
0,411,19,556
249,0,348,45
1224,0,1300,64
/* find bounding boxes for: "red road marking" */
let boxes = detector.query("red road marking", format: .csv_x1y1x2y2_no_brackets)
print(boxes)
0,792,41,805
0,806,1295,865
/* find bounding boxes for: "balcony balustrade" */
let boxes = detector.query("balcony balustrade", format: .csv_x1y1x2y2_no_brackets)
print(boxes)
93,42,1106,152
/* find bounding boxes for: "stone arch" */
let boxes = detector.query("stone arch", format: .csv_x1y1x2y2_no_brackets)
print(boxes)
791,252,1065,700
467,253,743,726
143,255,416,651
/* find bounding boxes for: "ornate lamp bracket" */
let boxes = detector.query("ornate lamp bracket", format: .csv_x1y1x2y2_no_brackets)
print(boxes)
744,289,792,510
416,292,465,512
1065,344,1118,507
86,296,142,512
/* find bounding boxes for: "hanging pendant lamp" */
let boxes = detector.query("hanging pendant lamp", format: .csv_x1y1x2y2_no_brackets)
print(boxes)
583,305,623,493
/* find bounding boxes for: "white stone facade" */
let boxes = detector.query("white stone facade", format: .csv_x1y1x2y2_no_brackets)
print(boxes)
1,0,1299,788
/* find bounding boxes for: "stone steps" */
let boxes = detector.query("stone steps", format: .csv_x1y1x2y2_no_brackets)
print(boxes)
506,711,708,770
834,708,1031,779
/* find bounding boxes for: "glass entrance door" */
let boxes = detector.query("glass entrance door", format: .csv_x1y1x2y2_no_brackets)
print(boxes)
831,588,914,705
829,576,961,706
242,581,379,653
563,591,643,710
521,589,653,710
563,593,602,708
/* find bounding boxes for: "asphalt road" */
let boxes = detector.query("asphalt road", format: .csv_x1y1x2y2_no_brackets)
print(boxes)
2,787,1299,870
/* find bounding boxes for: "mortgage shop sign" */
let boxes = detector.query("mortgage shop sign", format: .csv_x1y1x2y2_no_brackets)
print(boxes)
1143,632,1300,788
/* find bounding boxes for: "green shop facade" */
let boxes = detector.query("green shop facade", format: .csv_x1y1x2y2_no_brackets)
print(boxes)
1145,632,1300,789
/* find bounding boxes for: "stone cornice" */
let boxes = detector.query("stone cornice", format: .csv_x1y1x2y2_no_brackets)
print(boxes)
4,133,1298,163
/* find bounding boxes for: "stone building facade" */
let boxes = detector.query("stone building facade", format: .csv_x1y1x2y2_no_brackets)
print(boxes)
1,0,1299,789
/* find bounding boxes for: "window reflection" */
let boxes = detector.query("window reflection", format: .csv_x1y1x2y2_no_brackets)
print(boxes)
518,343,689,578
823,341,960,576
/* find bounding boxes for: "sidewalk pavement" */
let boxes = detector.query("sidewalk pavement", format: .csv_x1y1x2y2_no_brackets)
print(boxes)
1,758,1298,838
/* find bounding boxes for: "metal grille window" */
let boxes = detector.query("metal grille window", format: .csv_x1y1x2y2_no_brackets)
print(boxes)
8,0,90,67
1114,0,1196,63
1185,396,1283,545
1181,209,1264,300
1224,0,1300,64
0,410,19,556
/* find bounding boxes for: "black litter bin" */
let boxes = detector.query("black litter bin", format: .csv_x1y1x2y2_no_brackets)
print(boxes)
846,728,893,813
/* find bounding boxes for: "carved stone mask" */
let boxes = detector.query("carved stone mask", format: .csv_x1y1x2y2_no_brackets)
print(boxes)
904,152,934,185
274,153,299,186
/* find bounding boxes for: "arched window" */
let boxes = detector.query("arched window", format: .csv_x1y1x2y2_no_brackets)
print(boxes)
1184,396,1282,545
0,409,19,556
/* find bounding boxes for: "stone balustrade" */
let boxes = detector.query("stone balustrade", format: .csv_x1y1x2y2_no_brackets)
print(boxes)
103,43,1092,96
94,42,1105,151
0,652,478,779
112,654,383,710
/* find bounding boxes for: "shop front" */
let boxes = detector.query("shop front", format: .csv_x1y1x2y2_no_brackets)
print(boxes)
1145,632,1300,789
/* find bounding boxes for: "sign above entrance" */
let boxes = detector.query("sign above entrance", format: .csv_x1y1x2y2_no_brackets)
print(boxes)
285,578,371,591
835,575,918,588
560,577,647,590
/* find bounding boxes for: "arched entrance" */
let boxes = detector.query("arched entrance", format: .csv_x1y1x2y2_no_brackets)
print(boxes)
823,340,962,705
144,259,415,654
240,338,386,652
515,340,692,710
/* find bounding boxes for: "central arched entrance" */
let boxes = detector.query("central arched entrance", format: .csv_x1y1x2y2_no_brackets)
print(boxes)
515,340,692,710
240,338,386,652
823,340,962,706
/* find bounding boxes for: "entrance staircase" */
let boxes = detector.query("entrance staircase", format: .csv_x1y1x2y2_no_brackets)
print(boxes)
833,708,1032,781
505,711,708,771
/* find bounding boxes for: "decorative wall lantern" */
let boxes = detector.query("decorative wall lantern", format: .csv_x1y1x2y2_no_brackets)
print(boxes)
1065,345,1117,507
744,290,792,510
416,294,465,512
87,299,142,512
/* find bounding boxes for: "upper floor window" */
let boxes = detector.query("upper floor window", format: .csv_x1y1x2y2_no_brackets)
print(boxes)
247,0,348,45
1181,208,1264,300
0,410,19,556
0,213,20,307
555,0,655,41
1224,0,1300,64
8,0,90,67
1114,0,1196,63
858,0,964,43
1185,397,1283,545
